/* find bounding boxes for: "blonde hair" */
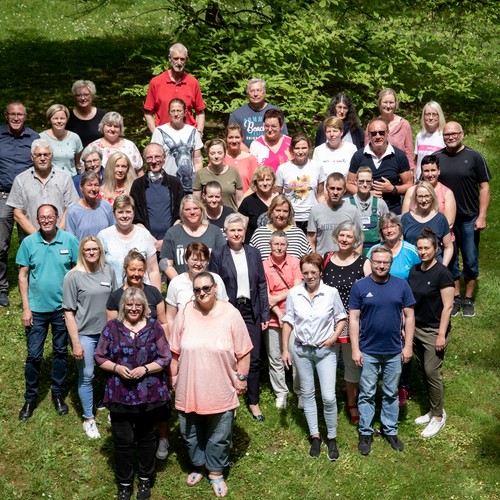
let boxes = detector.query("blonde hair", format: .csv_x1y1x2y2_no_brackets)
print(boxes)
101,152,136,200
70,236,105,273
413,181,439,212
420,101,446,133
46,104,69,121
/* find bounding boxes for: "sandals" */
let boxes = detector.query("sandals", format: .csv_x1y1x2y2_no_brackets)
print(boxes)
209,475,228,498
348,404,360,424
186,468,206,487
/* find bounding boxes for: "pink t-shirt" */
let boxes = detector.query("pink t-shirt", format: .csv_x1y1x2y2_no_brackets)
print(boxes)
224,153,259,192
171,301,253,414
249,135,292,173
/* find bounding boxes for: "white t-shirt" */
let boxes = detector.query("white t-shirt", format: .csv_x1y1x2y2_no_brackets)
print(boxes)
313,141,357,178
414,130,445,179
276,160,326,222
165,272,228,307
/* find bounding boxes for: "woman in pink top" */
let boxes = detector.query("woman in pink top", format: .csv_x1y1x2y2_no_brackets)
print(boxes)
250,109,291,172
170,272,252,498
402,154,456,231
224,123,259,193
366,88,415,171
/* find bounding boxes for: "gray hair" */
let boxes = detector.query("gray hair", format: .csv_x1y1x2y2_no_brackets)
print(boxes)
118,287,150,322
169,43,188,57
98,111,124,136
246,78,267,93
224,212,248,231
332,221,364,249
81,144,103,162
31,139,52,154
71,80,97,97
79,170,101,187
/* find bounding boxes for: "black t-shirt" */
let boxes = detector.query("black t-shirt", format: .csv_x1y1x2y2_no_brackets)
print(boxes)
106,284,164,319
239,193,269,244
66,108,106,147
208,205,235,232
436,146,492,218
408,262,454,328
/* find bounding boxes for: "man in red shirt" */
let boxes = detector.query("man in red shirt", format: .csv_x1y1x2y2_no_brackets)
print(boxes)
144,43,205,135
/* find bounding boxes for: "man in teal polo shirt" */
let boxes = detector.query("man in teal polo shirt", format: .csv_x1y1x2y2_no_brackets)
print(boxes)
17,204,79,421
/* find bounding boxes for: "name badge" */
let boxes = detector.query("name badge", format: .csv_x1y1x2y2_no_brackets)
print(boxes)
361,216,371,225
100,281,111,287
60,249,69,255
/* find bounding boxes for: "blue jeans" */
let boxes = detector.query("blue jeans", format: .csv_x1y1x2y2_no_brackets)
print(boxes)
451,216,479,281
0,197,14,292
75,334,100,419
358,352,402,436
24,309,68,402
292,344,338,439
178,410,234,473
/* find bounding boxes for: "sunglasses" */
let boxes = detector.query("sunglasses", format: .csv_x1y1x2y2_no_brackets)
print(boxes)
369,130,387,137
193,284,215,295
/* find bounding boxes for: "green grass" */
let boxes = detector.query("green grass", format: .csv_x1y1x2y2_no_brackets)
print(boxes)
0,1,499,498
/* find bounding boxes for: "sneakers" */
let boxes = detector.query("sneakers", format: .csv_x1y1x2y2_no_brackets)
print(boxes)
421,415,446,438
385,434,404,451
96,399,106,411
398,387,409,407
275,395,287,410
326,438,340,461
137,478,152,500
462,298,475,317
156,438,169,460
83,419,101,439
117,483,133,500
358,434,373,456
451,296,462,317
416,408,446,425
309,437,322,458
0,290,9,307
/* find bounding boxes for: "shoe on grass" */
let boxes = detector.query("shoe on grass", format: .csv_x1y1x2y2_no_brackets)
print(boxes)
421,416,446,438
462,298,475,317
358,434,373,456
117,483,133,500
326,438,340,461
275,395,287,410
83,419,100,439
385,434,404,451
451,296,462,317
137,478,152,500
156,438,169,460
415,408,446,425
309,437,322,458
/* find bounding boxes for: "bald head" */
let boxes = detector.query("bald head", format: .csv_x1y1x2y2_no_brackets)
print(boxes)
443,121,464,153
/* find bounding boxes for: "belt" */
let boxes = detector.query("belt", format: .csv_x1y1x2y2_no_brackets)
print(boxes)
236,297,250,305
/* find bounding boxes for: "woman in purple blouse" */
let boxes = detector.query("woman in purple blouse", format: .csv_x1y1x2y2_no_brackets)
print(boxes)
95,287,171,500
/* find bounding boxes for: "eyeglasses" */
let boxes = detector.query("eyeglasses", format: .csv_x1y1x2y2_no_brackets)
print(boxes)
189,259,207,265
37,215,56,222
357,180,372,185
84,158,101,166
264,125,280,131
33,153,52,158
369,130,386,137
443,131,462,138
193,284,215,295
302,271,320,277
76,93,91,98
83,247,100,254
125,303,143,310
416,195,431,200
370,260,391,267
6,112,27,118
145,155,164,162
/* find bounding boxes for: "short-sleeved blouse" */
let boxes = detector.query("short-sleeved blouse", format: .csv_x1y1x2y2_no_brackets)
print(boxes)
249,135,292,172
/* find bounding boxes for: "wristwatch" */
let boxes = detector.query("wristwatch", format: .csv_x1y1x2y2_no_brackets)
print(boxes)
236,373,248,381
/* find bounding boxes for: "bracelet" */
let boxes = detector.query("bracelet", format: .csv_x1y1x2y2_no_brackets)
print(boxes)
236,372,248,381
113,364,118,374
143,365,149,375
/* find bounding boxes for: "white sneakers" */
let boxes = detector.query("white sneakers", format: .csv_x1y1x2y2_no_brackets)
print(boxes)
156,438,169,460
83,419,101,439
416,409,447,438
275,395,287,410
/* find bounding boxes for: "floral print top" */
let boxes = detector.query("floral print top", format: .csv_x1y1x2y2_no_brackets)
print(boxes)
95,318,171,406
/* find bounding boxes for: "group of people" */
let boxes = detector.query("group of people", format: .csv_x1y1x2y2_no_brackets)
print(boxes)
0,40,492,499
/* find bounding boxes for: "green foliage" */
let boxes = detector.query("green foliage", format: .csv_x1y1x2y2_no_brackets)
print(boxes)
120,0,499,133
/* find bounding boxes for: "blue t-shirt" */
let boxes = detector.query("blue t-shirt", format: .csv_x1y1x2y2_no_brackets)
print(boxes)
349,275,415,355
401,211,449,247
367,241,420,279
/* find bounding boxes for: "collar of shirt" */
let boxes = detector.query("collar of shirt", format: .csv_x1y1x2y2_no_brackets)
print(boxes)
364,142,395,161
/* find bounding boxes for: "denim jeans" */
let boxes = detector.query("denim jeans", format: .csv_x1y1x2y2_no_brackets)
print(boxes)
24,309,68,402
111,408,161,484
75,334,100,419
451,216,479,281
292,344,337,439
178,410,234,473
358,352,402,436
0,197,14,292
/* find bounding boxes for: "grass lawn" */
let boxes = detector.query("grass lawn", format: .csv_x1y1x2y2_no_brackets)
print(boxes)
0,1,499,499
